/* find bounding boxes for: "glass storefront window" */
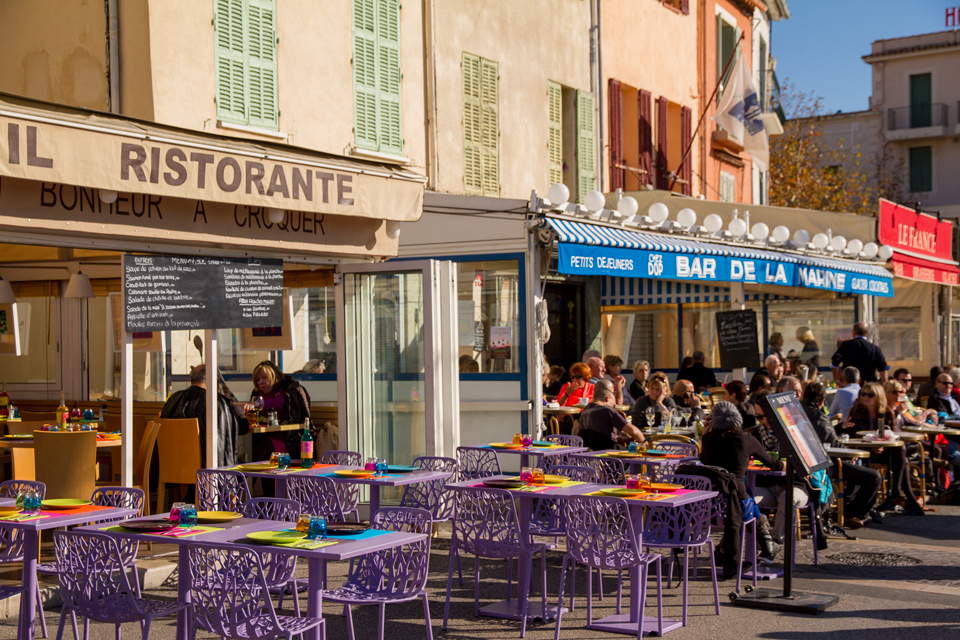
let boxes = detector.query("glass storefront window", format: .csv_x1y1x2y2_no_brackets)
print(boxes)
877,308,921,362
602,307,680,371
456,260,520,373
679,302,763,370
766,297,856,370
87,295,165,402
0,297,59,386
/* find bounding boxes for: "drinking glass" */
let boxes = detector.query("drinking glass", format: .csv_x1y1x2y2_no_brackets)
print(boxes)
277,453,291,471
531,468,545,486
307,515,327,540
82,408,95,421
20,490,41,515
269,452,281,467
296,513,312,534
364,457,378,471
375,458,389,475
170,502,185,523
513,433,523,445
625,474,640,490
628,441,638,453
520,467,533,484
661,409,672,433
645,407,656,429
178,503,198,528
521,434,533,447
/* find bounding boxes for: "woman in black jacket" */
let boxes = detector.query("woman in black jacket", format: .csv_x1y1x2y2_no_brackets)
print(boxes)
244,360,313,459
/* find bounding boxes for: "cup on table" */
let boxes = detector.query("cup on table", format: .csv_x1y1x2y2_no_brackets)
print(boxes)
513,433,523,445
364,457,378,471
625,474,640,490
521,434,533,448
375,458,388,474
531,468,545,486
296,513,312,534
628,441,638,453
277,453,292,471
270,452,282,467
307,515,327,540
19,490,41,515
170,501,185,523
178,503,198,528
520,466,533,484
577,397,589,407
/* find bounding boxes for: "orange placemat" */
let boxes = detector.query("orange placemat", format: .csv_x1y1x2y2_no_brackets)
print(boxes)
41,504,112,517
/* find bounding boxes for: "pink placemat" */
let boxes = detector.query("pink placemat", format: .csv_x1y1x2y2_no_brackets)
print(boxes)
466,482,556,493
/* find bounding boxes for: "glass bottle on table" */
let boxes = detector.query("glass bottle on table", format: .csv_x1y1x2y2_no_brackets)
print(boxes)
56,391,69,431
300,418,314,469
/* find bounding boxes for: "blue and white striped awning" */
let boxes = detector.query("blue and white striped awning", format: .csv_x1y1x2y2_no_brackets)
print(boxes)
601,277,795,306
542,216,893,297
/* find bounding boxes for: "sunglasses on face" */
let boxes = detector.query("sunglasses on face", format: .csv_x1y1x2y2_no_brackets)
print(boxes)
860,392,875,398
570,375,583,380
938,380,953,386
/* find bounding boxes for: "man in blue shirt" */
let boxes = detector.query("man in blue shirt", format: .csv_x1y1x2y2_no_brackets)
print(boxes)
829,367,861,419
926,373,960,418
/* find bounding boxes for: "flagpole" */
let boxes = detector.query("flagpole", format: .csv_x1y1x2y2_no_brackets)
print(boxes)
668,32,745,192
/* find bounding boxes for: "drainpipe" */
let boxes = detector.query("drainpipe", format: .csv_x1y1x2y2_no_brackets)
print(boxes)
591,0,604,190
106,0,121,113
422,0,438,189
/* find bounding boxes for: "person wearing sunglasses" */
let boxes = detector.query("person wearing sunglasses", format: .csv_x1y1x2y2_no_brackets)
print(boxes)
845,381,925,516
925,374,960,419
556,362,595,408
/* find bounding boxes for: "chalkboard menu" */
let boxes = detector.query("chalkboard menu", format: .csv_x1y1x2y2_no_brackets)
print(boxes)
123,255,283,332
715,309,760,370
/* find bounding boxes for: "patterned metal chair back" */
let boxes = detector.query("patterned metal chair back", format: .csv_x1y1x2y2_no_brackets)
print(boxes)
345,507,432,600
0,479,45,500
318,450,363,518
542,434,584,470
649,441,699,457
562,495,643,571
455,446,501,482
399,456,456,522
451,488,525,559
196,469,250,512
239,497,301,590
53,530,143,623
0,480,46,562
644,494,712,547
91,487,145,566
549,464,599,483
285,475,348,521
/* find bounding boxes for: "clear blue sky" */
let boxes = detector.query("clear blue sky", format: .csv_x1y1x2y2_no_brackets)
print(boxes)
772,0,955,114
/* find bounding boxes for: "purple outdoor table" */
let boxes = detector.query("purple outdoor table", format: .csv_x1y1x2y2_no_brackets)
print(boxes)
571,449,697,476
744,464,787,581
223,462,453,517
0,505,138,640
446,475,716,636
480,443,588,469
80,514,426,640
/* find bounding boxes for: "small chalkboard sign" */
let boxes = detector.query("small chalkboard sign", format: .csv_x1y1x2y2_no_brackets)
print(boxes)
715,309,760,370
123,254,283,332
758,392,832,476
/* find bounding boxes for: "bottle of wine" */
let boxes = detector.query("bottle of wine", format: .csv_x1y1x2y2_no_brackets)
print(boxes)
300,418,314,469
56,391,69,430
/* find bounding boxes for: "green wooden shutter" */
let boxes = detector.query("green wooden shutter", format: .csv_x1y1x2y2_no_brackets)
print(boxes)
246,0,278,129
576,89,596,203
462,53,483,195
214,0,246,124
480,58,499,197
547,82,563,187
352,0,379,150
376,0,402,154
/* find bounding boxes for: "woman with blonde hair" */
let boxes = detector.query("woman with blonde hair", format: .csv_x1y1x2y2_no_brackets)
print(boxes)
628,360,650,401
629,374,676,429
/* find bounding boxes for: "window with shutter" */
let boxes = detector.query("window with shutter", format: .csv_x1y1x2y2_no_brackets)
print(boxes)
608,78,623,191
576,89,597,203
547,82,563,187
214,0,278,130
462,53,498,196
480,59,500,197
681,106,692,195
462,54,483,195
639,90,653,187
352,0,403,154
656,96,669,190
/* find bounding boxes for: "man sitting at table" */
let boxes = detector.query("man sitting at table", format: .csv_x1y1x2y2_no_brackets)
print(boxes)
829,367,861,419
160,364,249,467
578,383,646,451
671,380,706,424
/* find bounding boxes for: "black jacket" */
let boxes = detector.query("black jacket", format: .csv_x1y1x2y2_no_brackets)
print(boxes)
629,395,678,428
830,337,887,383
160,385,249,467
802,401,838,446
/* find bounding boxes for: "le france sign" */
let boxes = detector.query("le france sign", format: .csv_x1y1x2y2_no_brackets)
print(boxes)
877,199,959,286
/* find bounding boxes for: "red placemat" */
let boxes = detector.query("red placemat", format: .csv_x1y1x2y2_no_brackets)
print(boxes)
41,504,112,517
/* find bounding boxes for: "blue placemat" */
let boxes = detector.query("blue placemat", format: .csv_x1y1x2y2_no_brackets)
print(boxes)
325,528,390,541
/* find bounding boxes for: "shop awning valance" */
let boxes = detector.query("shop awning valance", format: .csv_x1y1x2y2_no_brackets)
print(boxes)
541,216,894,297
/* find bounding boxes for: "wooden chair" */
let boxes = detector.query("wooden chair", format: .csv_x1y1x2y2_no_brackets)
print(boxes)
708,387,726,406
4,421,49,481
155,418,201,513
34,431,98,500
548,416,560,436
648,433,701,455
16,411,51,422
133,421,160,516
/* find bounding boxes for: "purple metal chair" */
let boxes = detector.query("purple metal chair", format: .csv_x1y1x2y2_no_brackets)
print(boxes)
647,440,699,458
455,446,502,481
187,541,324,640
643,493,720,625
54,530,191,640
318,450,362,521
285,475,349,522
240,497,303,613
0,479,47,637
583,456,626,485
399,456,457,523
542,435,584,471
530,464,599,540
443,488,548,638
196,469,251,512
554,495,663,640
322,507,434,640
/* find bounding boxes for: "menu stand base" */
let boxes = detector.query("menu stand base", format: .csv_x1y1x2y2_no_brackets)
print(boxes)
731,586,837,614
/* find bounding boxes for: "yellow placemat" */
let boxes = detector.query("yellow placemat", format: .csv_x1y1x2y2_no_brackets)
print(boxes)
273,538,339,550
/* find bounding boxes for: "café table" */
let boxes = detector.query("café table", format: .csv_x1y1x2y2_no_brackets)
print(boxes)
80,514,425,640
0,503,138,640
641,428,696,438
856,431,928,496
542,406,583,416
825,446,870,527
445,475,716,636
938,420,960,432
570,449,697,479
481,442,588,470
225,462,453,517
842,438,905,500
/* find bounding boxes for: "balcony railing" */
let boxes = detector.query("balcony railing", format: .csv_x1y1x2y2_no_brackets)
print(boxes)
887,103,948,130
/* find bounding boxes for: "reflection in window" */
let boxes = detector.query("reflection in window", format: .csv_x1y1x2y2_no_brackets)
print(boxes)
0,297,59,386
877,308,921,362
87,295,164,402
766,298,856,369
456,260,520,373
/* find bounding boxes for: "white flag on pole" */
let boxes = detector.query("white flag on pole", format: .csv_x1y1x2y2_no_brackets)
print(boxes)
713,55,768,172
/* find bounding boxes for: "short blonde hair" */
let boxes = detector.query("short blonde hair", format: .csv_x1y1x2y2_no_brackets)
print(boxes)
252,360,282,390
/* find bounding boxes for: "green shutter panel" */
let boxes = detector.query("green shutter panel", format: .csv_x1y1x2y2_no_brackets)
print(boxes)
576,89,596,203
215,0,246,124
376,0,402,154
462,53,483,195
246,0,278,129
547,82,563,187
352,0,379,150
480,59,499,197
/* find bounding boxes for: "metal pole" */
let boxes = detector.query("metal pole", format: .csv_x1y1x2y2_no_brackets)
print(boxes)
783,456,794,598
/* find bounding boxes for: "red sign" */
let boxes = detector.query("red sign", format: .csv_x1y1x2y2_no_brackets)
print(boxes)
949,7,960,28
878,199,954,262
879,199,958,284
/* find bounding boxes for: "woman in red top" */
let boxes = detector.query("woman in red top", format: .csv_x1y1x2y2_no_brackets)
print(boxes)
556,362,594,407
